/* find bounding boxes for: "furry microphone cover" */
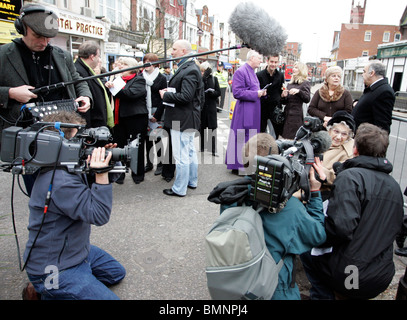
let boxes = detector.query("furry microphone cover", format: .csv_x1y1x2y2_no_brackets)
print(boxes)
229,2,288,56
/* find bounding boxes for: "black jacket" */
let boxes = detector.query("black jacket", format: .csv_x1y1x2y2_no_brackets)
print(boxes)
74,58,109,128
201,68,221,129
163,58,204,131
314,156,404,299
147,72,167,120
115,74,147,118
352,78,395,133
256,68,285,109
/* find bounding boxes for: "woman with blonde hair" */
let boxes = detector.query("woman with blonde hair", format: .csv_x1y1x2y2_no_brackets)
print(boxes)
308,66,353,127
281,61,311,139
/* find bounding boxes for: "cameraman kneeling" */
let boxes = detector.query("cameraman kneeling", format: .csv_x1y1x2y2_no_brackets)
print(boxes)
209,133,327,300
23,112,125,300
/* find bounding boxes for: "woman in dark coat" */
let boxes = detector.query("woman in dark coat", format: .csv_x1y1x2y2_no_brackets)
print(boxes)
105,57,147,184
281,61,311,139
199,61,221,155
307,66,353,127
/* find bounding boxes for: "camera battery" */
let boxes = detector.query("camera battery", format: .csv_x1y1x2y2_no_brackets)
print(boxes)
1,126,23,163
251,156,285,210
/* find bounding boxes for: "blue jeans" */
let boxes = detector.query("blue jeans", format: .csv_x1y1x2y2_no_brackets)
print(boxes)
170,129,198,195
27,245,126,300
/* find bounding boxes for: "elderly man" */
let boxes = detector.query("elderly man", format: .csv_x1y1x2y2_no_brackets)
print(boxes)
159,40,204,197
225,50,266,173
352,60,395,133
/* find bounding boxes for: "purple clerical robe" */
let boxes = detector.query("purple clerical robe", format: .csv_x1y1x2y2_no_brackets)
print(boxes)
225,63,261,170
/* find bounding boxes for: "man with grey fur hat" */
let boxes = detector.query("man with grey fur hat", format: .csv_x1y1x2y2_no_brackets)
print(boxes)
0,3,92,147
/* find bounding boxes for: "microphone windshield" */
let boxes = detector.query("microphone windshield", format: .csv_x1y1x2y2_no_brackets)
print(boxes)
310,131,332,154
229,2,287,56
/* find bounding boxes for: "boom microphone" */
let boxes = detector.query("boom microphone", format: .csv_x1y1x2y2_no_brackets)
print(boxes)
310,131,332,154
228,2,287,56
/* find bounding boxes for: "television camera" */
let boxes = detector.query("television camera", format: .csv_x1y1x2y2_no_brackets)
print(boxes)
250,116,331,212
1,122,139,175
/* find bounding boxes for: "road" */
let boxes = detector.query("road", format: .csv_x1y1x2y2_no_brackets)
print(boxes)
0,86,406,301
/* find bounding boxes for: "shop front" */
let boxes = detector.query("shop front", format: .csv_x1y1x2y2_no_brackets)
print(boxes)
50,9,108,61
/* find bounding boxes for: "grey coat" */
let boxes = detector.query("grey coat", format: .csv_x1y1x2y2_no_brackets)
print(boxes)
0,40,91,141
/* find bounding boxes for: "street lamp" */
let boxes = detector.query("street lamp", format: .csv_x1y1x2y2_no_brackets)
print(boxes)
164,28,169,60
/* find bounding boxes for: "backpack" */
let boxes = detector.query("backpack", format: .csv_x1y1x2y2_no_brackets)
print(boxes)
205,205,284,300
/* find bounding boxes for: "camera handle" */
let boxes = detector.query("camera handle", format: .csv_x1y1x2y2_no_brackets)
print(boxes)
298,139,315,202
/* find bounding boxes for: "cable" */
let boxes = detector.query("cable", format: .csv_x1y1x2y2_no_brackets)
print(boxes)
21,135,63,272
8,130,63,272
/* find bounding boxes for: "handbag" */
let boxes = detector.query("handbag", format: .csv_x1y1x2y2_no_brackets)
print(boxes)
271,103,285,124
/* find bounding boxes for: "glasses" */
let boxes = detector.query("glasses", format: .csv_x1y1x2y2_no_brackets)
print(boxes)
331,128,349,139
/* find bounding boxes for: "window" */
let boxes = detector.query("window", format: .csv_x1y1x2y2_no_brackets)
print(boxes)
383,32,390,42
362,50,369,57
98,0,122,25
364,31,372,41
395,33,401,42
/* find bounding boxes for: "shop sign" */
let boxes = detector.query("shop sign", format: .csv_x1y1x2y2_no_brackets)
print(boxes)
377,44,407,59
58,10,105,39
0,0,21,22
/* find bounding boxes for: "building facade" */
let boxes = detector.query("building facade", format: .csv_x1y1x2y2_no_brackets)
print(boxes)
2,0,240,71
332,23,401,61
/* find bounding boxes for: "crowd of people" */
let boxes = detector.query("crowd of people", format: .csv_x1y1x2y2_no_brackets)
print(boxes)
0,3,406,300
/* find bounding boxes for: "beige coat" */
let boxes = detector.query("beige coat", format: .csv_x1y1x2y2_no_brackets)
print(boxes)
322,138,354,187
293,138,354,200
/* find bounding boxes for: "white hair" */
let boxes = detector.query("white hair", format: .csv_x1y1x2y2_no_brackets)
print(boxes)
200,61,211,71
246,49,261,61
174,39,192,53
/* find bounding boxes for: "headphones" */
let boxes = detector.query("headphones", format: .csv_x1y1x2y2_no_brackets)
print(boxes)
14,5,53,35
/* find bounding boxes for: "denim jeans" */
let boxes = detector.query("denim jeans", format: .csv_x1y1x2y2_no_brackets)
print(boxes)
27,245,126,300
170,129,198,195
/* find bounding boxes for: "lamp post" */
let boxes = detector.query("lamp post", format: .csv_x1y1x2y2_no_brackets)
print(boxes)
164,28,169,60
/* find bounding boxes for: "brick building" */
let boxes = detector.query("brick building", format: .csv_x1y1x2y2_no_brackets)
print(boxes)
332,23,401,61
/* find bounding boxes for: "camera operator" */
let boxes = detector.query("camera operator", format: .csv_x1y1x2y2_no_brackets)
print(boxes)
22,111,125,300
208,133,327,300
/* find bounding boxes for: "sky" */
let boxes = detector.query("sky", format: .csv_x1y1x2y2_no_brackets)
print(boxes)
194,0,406,62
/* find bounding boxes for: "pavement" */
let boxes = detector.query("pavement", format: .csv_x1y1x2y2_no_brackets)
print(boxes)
0,85,406,301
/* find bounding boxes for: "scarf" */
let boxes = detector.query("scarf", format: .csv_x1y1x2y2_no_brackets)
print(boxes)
142,68,160,118
80,58,114,128
114,73,136,125
318,83,345,102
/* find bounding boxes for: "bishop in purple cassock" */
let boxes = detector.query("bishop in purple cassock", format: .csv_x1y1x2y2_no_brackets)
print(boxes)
225,50,265,171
